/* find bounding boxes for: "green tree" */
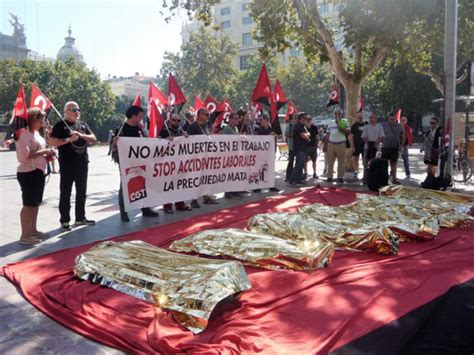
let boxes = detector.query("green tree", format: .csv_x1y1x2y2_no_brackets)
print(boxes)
401,0,473,95
158,27,238,103
365,59,440,133
0,58,115,140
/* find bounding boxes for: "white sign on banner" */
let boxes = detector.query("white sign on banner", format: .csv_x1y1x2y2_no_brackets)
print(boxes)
117,135,275,211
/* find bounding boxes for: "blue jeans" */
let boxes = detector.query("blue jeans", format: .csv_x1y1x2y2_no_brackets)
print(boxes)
291,150,307,183
402,146,410,176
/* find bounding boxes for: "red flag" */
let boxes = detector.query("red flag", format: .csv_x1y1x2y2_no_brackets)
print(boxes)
326,83,339,108
285,99,298,122
148,81,167,116
168,73,186,113
9,84,28,140
190,95,204,114
29,85,52,111
252,64,272,106
149,101,164,138
203,95,218,114
215,98,233,114
132,94,142,107
274,80,287,110
269,93,278,125
395,109,402,122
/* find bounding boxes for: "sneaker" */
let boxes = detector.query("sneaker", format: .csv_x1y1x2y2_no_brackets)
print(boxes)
313,174,318,179
253,189,262,193
121,213,130,222
392,179,401,185
61,223,72,231
337,178,344,183
406,174,411,179
75,219,96,226
269,187,280,192
203,197,219,205
191,200,201,209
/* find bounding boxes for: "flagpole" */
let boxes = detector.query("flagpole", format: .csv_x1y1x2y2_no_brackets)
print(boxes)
50,103,73,133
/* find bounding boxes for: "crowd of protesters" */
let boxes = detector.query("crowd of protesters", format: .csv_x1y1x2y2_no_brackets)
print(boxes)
12,98,439,246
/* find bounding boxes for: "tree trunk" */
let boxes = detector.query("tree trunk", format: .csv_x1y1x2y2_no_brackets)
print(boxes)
344,82,362,124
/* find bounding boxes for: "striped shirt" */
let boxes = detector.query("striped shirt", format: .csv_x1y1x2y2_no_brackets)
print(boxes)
361,123,385,142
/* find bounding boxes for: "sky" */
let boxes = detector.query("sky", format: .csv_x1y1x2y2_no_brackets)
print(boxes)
0,0,186,78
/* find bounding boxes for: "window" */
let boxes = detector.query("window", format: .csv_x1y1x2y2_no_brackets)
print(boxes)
242,33,252,46
221,21,231,30
242,16,252,25
242,3,248,11
240,55,250,70
220,7,230,16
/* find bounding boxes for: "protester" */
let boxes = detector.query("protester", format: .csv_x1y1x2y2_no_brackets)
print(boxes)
284,114,297,181
381,112,405,184
351,111,367,180
107,129,114,156
361,112,385,184
305,115,319,179
255,114,280,192
112,105,160,222
160,113,193,212
222,112,240,135
400,116,413,179
326,110,349,183
182,112,195,132
49,101,97,231
187,108,219,207
289,112,310,186
16,108,55,244
422,117,442,176
237,109,253,135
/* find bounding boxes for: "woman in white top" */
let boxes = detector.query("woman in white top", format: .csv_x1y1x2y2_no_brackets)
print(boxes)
16,108,56,245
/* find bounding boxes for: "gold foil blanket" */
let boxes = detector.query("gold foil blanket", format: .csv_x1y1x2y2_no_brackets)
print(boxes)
74,240,251,334
170,228,335,271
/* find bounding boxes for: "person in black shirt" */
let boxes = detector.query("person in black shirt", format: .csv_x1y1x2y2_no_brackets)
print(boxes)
289,112,310,185
305,116,319,179
160,113,192,213
49,101,96,231
350,112,368,180
113,105,159,222
182,112,195,132
187,108,218,207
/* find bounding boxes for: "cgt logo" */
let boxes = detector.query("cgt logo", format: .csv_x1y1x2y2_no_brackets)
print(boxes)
125,165,147,203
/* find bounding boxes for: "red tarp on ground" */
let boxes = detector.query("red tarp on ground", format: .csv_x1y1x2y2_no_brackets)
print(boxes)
1,187,474,354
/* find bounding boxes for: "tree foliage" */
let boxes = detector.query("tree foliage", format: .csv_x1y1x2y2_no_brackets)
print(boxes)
0,58,115,139
158,27,238,102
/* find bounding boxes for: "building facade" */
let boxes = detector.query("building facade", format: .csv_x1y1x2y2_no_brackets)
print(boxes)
182,0,343,70
0,14,29,61
106,73,152,98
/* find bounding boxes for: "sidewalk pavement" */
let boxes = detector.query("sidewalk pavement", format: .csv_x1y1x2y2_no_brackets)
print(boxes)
1,145,473,353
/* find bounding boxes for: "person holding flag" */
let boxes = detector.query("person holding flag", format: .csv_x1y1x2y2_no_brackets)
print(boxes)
16,108,56,244
49,101,97,231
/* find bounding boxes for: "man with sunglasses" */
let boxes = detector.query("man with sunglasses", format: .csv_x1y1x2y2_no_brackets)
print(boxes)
49,101,97,231
186,108,218,207
160,113,192,213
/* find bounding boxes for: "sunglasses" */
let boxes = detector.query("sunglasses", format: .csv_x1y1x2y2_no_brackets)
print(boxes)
69,108,81,112
170,119,180,122
430,122,436,125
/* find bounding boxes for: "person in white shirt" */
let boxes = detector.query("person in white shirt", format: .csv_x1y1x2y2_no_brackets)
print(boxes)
16,108,56,244
326,110,350,183
361,112,385,184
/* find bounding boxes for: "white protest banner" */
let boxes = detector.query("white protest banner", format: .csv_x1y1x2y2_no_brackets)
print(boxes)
117,135,275,211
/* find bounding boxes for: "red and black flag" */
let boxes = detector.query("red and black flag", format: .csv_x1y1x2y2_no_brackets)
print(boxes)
252,64,272,106
189,95,204,115
9,84,29,140
148,82,167,137
326,83,339,108
213,98,233,130
132,94,142,108
29,84,52,111
285,99,298,122
168,73,186,114
274,80,287,110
